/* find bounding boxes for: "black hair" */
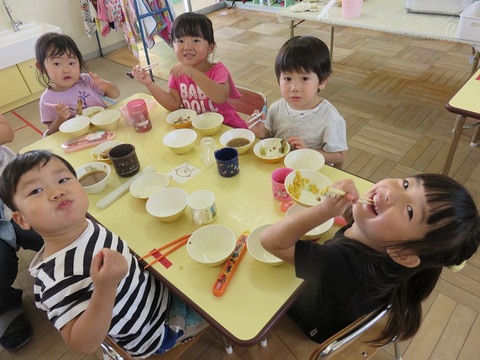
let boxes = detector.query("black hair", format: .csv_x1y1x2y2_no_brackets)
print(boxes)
275,35,332,84
35,32,88,88
0,150,77,211
170,12,215,45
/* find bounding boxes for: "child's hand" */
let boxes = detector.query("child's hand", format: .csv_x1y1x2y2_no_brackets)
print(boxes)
287,136,306,150
170,63,194,78
131,65,153,85
90,249,128,295
54,103,72,121
89,71,110,92
321,179,359,217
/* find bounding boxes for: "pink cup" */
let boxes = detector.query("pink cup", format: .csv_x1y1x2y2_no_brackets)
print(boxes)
271,167,293,202
342,0,363,18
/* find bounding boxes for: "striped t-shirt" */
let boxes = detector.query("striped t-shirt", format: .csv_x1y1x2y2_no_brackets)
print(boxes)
29,219,170,358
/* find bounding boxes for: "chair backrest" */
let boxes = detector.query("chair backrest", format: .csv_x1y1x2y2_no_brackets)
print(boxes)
228,86,267,125
309,305,398,360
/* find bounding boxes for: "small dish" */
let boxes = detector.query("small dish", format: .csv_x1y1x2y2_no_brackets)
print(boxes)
285,169,332,207
247,224,283,266
91,109,121,131
162,129,198,154
187,225,236,266
166,109,197,129
146,187,188,222
219,128,255,155
75,161,111,194
192,112,224,136
59,116,91,138
129,172,170,200
285,204,334,240
284,149,325,171
82,106,105,118
253,138,290,163
90,140,124,163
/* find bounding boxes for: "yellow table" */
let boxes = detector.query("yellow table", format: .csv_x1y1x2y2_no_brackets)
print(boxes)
21,93,373,356
443,67,480,175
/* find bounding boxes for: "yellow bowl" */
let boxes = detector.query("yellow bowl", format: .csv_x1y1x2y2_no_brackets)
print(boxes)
59,116,91,138
146,187,188,222
192,112,224,136
91,109,121,131
285,204,334,240
166,109,197,129
284,149,325,171
253,138,290,163
247,224,283,266
75,161,111,194
284,169,332,207
162,129,197,154
219,128,255,155
187,225,236,266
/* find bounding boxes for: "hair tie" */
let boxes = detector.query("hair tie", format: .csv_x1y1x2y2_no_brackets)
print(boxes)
448,260,466,272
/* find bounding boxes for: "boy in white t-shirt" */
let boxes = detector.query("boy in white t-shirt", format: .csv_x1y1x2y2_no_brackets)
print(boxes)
251,36,347,165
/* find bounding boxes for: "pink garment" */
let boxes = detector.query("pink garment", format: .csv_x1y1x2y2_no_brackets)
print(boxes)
168,62,247,129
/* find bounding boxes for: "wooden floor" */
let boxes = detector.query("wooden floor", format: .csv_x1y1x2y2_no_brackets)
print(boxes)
2,7,480,360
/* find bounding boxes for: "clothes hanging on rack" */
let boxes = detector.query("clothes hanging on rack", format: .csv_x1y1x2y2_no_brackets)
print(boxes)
80,0,98,38
80,0,173,58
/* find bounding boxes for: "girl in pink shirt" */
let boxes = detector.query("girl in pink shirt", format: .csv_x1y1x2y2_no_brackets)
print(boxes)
132,13,247,129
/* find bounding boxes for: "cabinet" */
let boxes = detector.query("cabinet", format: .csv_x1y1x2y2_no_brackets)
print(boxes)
0,58,43,111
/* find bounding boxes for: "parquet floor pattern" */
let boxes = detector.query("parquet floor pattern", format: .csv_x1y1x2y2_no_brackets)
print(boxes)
2,7,480,360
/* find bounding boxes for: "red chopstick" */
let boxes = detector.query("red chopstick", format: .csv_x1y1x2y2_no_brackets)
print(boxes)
140,232,192,268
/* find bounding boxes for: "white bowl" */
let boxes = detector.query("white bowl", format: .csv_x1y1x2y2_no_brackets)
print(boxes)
146,187,188,222
90,140,124,163
247,224,283,266
82,106,105,118
166,109,197,129
76,162,111,194
129,172,170,200
284,149,325,171
285,169,332,207
91,109,121,131
219,128,256,155
162,129,198,154
59,116,91,138
187,225,236,266
285,204,334,240
192,112,224,136
253,138,290,163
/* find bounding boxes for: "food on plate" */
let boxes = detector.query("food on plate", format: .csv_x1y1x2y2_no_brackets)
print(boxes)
259,139,289,158
174,116,192,124
287,170,320,200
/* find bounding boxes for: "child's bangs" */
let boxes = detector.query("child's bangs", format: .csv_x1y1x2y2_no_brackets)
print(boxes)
172,22,212,42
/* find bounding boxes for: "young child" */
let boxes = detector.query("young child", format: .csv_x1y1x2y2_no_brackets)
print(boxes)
132,12,248,129
0,150,206,357
251,36,347,165
0,115,44,351
261,175,480,345
35,32,120,135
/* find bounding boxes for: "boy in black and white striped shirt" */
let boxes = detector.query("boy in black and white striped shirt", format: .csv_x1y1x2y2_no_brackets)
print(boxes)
0,150,206,358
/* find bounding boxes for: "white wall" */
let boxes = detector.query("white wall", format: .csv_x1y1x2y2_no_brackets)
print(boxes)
0,0,126,59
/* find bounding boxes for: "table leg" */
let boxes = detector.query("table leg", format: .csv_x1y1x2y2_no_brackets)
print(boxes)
221,335,233,354
471,124,480,147
329,26,335,60
442,114,467,176
290,20,294,38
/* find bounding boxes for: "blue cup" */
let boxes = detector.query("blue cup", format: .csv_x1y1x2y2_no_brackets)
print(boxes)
214,147,239,177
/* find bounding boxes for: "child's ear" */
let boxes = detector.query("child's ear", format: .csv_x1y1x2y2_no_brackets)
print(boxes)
35,61,41,70
318,80,327,91
386,247,420,268
11,212,32,231
208,43,216,54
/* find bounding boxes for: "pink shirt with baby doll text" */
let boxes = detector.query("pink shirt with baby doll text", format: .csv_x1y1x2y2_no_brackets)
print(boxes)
168,62,247,129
